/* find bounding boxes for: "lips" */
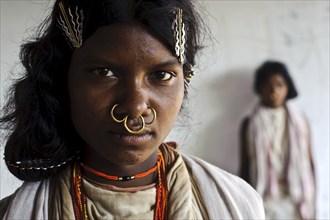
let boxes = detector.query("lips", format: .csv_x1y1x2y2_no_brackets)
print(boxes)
108,130,153,146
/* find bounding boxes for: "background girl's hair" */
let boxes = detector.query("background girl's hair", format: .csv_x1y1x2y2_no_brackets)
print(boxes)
0,0,205,181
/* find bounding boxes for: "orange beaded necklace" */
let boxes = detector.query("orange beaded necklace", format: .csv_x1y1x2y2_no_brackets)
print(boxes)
71,151,167,220
80,160,158,181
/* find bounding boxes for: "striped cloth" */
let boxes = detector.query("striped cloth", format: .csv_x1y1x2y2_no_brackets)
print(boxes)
247,104,316,219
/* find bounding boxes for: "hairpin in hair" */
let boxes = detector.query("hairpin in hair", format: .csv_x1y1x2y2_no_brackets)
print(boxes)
5,155,76,171
185,64,194,83
172,8,186,64
58,1,84,48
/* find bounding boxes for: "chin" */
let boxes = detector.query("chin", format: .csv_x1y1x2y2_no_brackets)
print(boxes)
271,103,284,108
114,149,154,165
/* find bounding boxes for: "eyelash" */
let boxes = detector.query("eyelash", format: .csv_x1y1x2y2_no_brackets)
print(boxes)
90,68,176,82
91,68,116,77
151,71,176,81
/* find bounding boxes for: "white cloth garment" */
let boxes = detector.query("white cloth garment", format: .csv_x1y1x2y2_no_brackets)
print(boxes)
247,104,315,219
1,146,265,219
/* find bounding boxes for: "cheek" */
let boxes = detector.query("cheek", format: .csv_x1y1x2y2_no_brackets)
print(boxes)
68,82,92,135
260,90,269,100
69,79,89,119
280,87,289,99
160,85,184,124
68,77,109,134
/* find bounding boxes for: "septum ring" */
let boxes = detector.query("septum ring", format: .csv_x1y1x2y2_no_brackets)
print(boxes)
110,104,157,134
123,115,145,134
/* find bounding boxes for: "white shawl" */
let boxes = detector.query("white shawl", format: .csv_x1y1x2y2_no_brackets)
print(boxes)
1,152,264,219
247,104,315,219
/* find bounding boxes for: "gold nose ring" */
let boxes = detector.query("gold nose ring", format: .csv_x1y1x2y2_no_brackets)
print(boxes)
146,107,157,124
111,104,126,123
111,104,147,134
123,115,145,134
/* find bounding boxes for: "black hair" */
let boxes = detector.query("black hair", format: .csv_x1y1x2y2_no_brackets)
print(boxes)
0,0,204,181
253,60,298,99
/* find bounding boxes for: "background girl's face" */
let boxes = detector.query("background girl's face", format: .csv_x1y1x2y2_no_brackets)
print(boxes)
259,73,288,108
67,24,184,166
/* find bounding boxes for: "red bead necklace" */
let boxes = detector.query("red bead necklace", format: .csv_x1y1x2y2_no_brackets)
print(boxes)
80,160,158,181
71,151,167,220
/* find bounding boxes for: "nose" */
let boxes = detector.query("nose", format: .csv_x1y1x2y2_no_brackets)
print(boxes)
114,79,152,121
270,85,278,94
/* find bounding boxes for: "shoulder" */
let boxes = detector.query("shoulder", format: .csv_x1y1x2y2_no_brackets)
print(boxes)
286,104,310,129
286,103,307,119
0,180,50,219
241,116,250,127
240,116,250,134
182,155,265,219
0,194,13,219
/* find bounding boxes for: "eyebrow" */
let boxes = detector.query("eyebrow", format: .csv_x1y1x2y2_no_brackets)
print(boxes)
152,59,181,69
81,57,116,66
82,57,181,69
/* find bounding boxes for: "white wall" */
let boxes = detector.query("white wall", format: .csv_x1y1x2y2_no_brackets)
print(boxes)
1,1,329,219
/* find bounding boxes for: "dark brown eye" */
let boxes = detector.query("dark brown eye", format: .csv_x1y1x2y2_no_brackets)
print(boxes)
92,68,115,77
153,71,175,81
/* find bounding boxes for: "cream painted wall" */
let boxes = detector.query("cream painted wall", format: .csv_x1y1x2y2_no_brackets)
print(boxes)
1,1,329,219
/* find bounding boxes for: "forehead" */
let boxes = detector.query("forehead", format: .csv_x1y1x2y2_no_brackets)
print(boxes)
266,73,286,83
73,24,178,66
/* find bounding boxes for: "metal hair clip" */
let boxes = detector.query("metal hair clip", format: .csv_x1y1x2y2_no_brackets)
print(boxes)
172,8,186,64
185,64,194,83
58,1,84,48
5,155,76,171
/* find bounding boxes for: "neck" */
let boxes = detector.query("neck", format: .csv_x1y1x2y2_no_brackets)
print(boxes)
261,101,285,109
80,150,159,188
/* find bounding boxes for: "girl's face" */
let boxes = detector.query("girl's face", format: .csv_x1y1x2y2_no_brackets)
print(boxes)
67,24,184,166
259,73,288,108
